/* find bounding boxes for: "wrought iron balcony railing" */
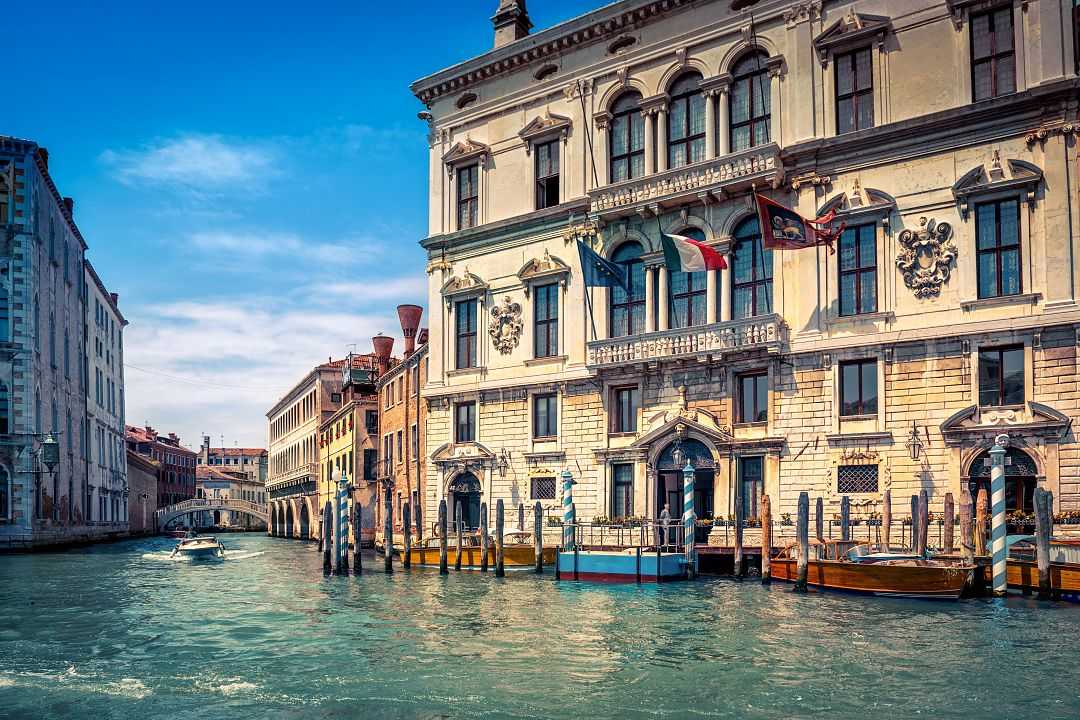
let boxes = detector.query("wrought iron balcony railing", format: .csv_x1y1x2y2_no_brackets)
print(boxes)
586,314,785,369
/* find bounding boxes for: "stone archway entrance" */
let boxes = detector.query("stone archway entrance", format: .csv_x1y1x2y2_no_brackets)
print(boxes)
966,446,1040,514
656,438,715,521
448,473,482,531
285,504,294,536
299,501,310,539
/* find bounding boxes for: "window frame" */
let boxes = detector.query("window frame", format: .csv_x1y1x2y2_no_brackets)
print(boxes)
737,371,769,424
455,298,478,370
609,94,645,183
978,344,1025,407
611,385,640,434
454,401,476,444
834,46,874,135
608,243,646,338
970,6,1016,102
532,392,558,440
731,219,773,320
456,164,479,230
975,198,1022,299
667,74,706,169
611,463,634,519
838,223,878,316
839,358,878,417
533,282,559,358
729,52,772,152
534,139,560,210
530,476,557,500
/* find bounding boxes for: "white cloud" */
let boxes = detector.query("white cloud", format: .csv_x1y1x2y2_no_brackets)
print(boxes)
101,134,278,190
188,230,363,265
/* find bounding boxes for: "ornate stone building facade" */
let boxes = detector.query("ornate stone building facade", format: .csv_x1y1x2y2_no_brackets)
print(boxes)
412,0,1080,530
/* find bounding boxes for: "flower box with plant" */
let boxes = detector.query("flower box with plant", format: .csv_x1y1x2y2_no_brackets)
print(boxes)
780,513,793,526
866,511,881,527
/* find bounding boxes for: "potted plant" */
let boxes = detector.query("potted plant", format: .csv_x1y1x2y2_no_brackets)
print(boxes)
867,511,882,527
547,516,563,527
780,513,793,526
592,515,610,527
745,516,761,528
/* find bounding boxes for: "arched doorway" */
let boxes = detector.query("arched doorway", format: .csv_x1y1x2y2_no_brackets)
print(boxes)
448,473,482,531
285,503,294,537
299,501,310,539
967,446,1039,513
656,438,715,521
272,504,280,536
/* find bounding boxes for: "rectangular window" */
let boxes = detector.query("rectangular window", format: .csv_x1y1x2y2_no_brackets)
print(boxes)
411,364,419,395
838,224,877,316
365,410,378,435
396,430,403,464
611,386,639,434
535,139,560,210
534,283,559,358
971,7,1015,101
331,392,342,404
976,199,1022,299
840,359,878,417
455,401,476,443
533,393,557,439
738,372,768,423
410,423,418,459
739,456,764,520
978,345,1024,407
837,464,879,494
611,463,634,519
457,164,479,230
835,47,874,134
455,299,477,369
530,476,557,500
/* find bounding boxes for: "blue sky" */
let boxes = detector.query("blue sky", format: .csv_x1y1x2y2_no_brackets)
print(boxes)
8,0,600,449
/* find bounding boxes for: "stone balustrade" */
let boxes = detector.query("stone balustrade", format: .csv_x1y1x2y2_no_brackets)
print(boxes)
586,314,785,369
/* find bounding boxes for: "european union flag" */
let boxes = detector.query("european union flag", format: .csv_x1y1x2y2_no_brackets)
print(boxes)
577,240,629,293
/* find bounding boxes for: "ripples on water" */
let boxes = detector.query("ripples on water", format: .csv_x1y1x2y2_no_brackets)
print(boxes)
1,534,1078,719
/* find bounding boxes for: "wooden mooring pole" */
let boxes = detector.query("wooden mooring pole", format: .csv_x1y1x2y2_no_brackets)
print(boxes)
909,494,919,553
518,502,525,533
840,495,851,541
882,489,892,550
438,499,448,575
480,502,489,572
975,487,989,557
353,504,363,574
959,486,976,593
495,498,506,577
402,502,411,569
917,490,929,556
733,491,744,578
1035,488,1053,599
943,492,955,553
454,501,463,571
322,501,333,574
815,497,824,541
383,488,393,574
795,492,809,591
534,501,543,574
760,494,772,585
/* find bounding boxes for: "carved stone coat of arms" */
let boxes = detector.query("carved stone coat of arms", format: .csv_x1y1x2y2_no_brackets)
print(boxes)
489,296,523,354
896,217,956,298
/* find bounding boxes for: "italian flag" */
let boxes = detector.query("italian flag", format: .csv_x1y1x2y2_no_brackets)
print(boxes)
660,233,728,272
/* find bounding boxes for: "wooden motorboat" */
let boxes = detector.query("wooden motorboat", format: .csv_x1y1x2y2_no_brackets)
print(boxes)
399,532,556,569
1006,535,1080,596
556,546,691,582
770,540,973,599
170,535,225,561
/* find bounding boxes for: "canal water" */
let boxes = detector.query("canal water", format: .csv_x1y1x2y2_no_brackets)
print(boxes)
2,534,1078,720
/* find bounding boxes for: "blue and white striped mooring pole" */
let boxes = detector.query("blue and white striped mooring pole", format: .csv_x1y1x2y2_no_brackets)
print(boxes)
337,472,350,569
682,460,695,574
561,470,574,550
990,434,1009,596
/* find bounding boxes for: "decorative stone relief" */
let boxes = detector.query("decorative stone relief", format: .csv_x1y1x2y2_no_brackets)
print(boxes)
489,297,523,354
896,217,956,299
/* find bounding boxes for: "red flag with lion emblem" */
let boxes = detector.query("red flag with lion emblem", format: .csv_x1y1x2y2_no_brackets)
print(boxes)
755,194,843,253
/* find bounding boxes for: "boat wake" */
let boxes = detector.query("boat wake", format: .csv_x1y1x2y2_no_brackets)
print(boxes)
225,550,265,561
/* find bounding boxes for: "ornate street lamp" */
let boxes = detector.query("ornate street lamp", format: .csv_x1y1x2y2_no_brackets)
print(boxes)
906,421,924,461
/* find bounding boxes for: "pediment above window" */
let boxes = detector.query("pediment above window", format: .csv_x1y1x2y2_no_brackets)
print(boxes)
430,441,496,466
442,137,490,167
817,181,896,224
814,12,892,63
952,152,1042,219
516,250,570,292
440,269,488,304
518,112,571,153
630,407,733,451
940,401,1071,445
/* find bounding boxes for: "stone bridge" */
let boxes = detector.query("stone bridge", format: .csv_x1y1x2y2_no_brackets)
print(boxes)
155,498,268,529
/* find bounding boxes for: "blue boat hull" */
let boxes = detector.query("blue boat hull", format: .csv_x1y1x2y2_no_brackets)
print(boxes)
557,549,691,582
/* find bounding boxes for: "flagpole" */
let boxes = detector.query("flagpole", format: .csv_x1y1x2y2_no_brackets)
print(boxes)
751,182,774,315
749,13,770,145
584,277,598,342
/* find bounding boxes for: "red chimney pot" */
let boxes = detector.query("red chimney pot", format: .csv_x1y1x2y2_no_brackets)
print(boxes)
397,304,423,356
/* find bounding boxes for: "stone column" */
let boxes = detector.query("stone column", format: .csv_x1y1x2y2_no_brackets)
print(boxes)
720,252,733,322
645,266,657,333
704,91,717,159
717,88,730,157
706,269,718,324
643,110,656,176
657,267,670,331
657,108,669,172
594,114,610,187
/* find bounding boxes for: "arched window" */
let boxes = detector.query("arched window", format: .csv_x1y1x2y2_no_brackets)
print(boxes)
609,242,646,337
669,228,708,328
0,383,8,435
730,51,771,151
731,217,773,319
609,93,645,182
667,73,706,168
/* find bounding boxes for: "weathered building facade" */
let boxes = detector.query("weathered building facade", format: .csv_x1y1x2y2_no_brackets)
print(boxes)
412,0,1080,530
198,437,268,485
126,425,197,507
85,260,128,526
0,140,97,549
266,361,343,540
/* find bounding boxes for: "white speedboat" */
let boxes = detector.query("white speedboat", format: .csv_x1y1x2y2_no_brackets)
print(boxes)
171,535,225,561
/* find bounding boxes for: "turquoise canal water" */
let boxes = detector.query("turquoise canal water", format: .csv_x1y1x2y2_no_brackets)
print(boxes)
2,534,1079,720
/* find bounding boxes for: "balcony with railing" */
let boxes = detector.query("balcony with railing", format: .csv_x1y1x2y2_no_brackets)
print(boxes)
587,143,783,219
586,314,786,370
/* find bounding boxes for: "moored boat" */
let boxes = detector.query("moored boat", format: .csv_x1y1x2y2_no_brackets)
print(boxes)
770,540,972,599
399,532,556,569
170,535,225,561
1006,535,1080,596
556,547,691,582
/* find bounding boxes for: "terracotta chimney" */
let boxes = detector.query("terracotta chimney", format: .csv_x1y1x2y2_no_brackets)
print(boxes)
372,334,394,375
397,304,423,356
418,328,429,346
492,0,531,49
62,197,74,218
110,292,119,306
